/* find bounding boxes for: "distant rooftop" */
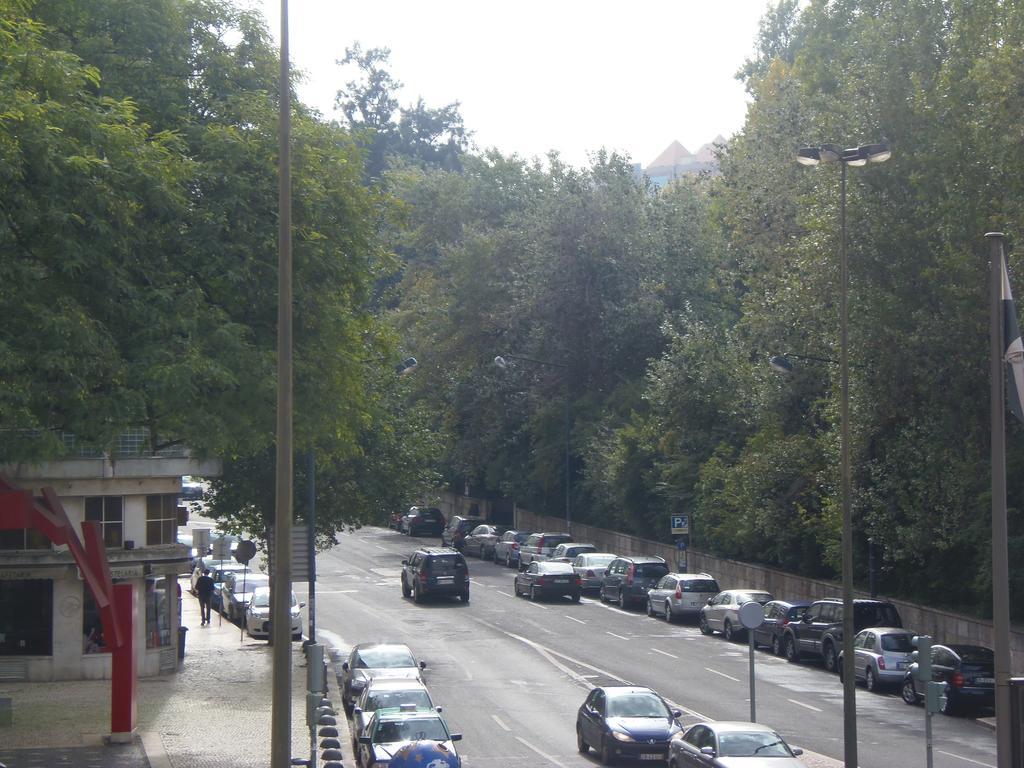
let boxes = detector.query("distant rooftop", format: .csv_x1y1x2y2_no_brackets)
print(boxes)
643,137,725,187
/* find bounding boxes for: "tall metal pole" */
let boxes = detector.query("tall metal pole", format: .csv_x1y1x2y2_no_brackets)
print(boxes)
564,382,571,534
987,232,1012,768
271,0,294,764
307,448,316,644
838,161,858,768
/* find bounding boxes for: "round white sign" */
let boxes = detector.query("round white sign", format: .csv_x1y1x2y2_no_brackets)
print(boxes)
738,600,765,629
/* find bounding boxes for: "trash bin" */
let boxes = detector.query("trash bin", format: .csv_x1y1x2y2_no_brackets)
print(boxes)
177,626,188,662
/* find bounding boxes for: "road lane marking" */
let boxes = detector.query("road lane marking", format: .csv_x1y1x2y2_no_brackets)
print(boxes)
705,667,741,682
373,544,386,549
787,698,823,712
937,751,995,767
491,714,511,732
606,632,628,640
651,648,678,659
496,591,514,597
527,602,549,610
564,615,586,624
515,736,570,768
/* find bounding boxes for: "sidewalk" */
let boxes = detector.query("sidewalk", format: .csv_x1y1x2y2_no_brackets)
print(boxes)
0,578,335,768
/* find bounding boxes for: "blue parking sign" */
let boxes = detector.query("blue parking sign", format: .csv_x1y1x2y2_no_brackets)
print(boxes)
670,514,689,535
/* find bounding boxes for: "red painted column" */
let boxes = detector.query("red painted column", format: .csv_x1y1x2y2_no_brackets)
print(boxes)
110,582,137,738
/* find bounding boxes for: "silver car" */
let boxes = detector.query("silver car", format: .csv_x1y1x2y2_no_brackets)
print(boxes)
698,589,774,641
839,626,915,692
351,678,437,752
549,542,597,562
646,573,720,622
220,572,270,622
669,721,804,768
571,553,617,590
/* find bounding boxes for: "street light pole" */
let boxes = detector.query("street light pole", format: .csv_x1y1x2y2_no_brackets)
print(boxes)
797,140,891,768
494,354,571,533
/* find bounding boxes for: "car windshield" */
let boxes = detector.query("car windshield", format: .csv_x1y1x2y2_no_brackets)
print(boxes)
606,693,668,718
881,634,913,652
738,592,772,604
957,647,994,664
855,603,901,627
357,647,416,669
366,689,432,712
717,731,792,758
682,579,718,592
425,555,464,574
538,562,574,574
250,591,296,609
584,555,616,567
374,717,448,743
635,564,669,578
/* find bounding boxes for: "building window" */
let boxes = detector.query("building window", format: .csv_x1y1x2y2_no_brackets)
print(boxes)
0,527,51,551
82,589,108,654
146,495,177,545
0,579,53,656
85,496,123,548
145,577,172,649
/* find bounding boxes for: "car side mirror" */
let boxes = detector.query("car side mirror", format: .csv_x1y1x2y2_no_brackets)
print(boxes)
792,748,804,756
341,662,350,672
435,706,443,713
450,733,463,742
604,568,610,576
358,736,372,745
802,614,812,623
401,560,408,566
353,707,362,716
299,602,306,608
706,598,713,606
700,746,716,757
419,661,427,669
671,709,682,719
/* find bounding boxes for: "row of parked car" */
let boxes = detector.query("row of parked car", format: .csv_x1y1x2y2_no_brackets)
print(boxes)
396,515,996,718
337,642,463,768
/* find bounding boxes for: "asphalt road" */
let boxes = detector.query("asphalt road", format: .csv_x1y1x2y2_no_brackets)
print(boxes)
311,526,997,768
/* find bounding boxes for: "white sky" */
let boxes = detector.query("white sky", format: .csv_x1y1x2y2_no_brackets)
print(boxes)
252,1,773,168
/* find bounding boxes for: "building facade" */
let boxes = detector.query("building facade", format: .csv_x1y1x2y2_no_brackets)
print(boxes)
0,444,220,682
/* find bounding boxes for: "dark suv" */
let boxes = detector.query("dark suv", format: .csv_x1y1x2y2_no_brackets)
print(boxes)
402,506,446,536
782,598,902,672
441,516,486,550
599,556,670,609
401,548,470,604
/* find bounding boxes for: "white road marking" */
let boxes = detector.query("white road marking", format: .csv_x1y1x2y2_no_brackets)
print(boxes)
527,602,549,610
651,648,678,659
606,632,628,640
564,615,586,624
937,751,996,767
496,591,514,598
705,667,741,682
515,736,570,768
373,544,386,549
787,698,823,712
491,714,511,732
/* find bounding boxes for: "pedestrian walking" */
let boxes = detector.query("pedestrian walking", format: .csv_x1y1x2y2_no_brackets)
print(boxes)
194,568,215,625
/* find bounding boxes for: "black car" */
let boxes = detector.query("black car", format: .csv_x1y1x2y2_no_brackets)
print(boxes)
599,556,669,609
402,507,446,536
901,644,995,714
576,686,682,765
753,600,812,656
782,598,902,672
441,516,486,551
461,524,507,559
514,561,581,602
401,547,470,603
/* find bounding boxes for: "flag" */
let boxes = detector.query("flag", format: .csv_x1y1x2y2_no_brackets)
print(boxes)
1002,256,1024,422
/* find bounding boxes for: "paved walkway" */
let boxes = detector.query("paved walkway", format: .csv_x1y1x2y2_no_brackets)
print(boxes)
0,578,341,768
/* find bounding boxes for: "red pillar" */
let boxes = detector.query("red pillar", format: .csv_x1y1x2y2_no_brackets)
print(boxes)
110,582,137,739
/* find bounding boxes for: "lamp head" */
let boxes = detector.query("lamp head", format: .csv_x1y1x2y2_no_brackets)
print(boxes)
842,146,868,166
796,147,821,166
863,141,892,163
769,355,794,373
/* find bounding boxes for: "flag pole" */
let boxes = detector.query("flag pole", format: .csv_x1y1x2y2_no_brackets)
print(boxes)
986,231,1012,768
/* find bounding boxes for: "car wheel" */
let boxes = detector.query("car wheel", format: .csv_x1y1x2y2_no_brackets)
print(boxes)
413,584,422,604
599,587,608,603
771,634,782,656
576,726,589,754
401,577,411,598
724,620,736,642
901,678,918,705
600,737,615,765
823,642,838,673
699,614,712,635
461,591,470,604
572,592,581,603
785,635,800,662
940,688,955,715
865,666,878,692
530,586,538,602
647,598,656,617
664,602,674,623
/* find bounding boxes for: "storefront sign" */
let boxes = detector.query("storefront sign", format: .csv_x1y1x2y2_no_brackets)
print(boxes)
76,565,144,580
0,567,67,580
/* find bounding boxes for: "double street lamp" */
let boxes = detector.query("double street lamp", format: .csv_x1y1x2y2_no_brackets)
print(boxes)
494,354,571,533
796,140,891,768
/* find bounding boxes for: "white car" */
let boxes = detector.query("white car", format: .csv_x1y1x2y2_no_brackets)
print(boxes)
352,679,438,752
244,586,303,641
220,571,270,622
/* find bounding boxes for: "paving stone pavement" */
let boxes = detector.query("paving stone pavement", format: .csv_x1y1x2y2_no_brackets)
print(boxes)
0,577,343,768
